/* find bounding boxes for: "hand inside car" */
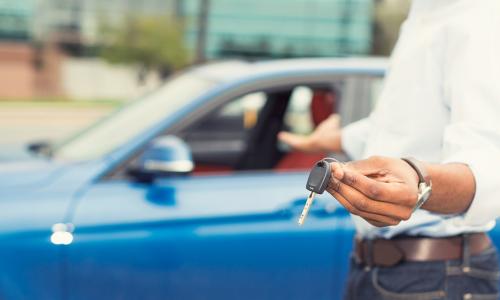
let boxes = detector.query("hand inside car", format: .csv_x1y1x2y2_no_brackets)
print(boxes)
326,156,420,227
278,114,342,153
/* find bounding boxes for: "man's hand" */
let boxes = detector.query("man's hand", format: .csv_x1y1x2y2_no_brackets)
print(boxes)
278,114,342,153
326,156,420,227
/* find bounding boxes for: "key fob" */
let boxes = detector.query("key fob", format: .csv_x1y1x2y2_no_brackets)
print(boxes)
306,159,332,194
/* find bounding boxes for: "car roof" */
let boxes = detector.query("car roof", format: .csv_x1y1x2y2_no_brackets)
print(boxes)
190,57,388,83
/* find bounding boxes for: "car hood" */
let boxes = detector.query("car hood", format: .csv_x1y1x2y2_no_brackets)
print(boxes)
0,159,65,190
0,143,33,162
0,158,103,235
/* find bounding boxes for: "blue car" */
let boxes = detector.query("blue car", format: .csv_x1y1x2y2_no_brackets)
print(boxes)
2,57,477,300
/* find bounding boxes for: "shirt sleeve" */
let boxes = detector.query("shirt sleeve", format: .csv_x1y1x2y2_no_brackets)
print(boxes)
341,118,371,160
441,12,500,226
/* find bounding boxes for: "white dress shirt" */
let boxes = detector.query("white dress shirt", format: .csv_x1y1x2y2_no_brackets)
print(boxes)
342,0,500,239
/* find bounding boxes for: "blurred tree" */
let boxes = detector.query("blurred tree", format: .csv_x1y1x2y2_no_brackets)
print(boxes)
372,0,412,56
100,16,190,82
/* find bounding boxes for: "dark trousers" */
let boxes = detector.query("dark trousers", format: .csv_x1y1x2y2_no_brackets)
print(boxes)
344,241,500,300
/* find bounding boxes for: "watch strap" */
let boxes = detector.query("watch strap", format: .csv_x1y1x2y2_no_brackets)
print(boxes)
401,157,431,186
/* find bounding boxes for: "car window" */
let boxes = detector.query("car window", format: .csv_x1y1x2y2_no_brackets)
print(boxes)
185,84,340,173
278,85,337,154
283,86,315,135
276,76,383,165
180,89,276,172
203,91,267,130
109,75,385,179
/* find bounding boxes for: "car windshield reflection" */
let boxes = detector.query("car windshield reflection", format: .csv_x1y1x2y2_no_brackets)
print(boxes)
52,73,216,161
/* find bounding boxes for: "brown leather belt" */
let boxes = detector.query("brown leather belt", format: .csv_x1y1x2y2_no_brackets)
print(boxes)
354,233,492,267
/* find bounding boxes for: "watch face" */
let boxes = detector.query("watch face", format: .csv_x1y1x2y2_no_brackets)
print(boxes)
415,184,432,210
421,190,431,202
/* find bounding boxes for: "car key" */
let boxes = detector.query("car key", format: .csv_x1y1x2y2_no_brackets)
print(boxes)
298,158,337,226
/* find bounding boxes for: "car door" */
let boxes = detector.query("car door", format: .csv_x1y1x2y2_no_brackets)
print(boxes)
66,171,353,300
65,73,382,300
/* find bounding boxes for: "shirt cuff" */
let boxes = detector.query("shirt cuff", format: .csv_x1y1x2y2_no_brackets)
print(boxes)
442,150,500,226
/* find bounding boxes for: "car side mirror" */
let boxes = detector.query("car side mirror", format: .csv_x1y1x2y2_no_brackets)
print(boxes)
128,136,194,182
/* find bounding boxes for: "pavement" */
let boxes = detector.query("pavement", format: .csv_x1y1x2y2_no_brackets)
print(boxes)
0,104,115,153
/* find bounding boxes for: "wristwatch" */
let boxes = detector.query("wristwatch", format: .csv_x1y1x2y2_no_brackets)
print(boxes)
401,157,432,211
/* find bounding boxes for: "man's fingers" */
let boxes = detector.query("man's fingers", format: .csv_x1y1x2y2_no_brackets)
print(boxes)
327,177,413,221
330,163,415,206
366,219,390,227
329,189,401,227
344,156,392,177
277,131,315,152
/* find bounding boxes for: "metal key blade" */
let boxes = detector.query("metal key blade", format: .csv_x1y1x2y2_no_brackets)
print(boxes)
298,191,316,226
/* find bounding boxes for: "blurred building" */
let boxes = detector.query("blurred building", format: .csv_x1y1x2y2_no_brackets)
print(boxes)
0,0,174,100
182,0,374,60
0,0,35,98
0,0,33,41
0,0,391,100
32,0,178,54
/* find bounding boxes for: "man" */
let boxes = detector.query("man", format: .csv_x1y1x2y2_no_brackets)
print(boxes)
279,0,500,298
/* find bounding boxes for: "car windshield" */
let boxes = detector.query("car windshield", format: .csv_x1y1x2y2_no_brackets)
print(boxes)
53,73,217,161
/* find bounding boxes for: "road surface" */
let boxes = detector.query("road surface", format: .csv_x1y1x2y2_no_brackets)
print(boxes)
0,104,115,152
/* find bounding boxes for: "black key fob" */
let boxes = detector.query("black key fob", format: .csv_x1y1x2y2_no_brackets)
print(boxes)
306,159,332,194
